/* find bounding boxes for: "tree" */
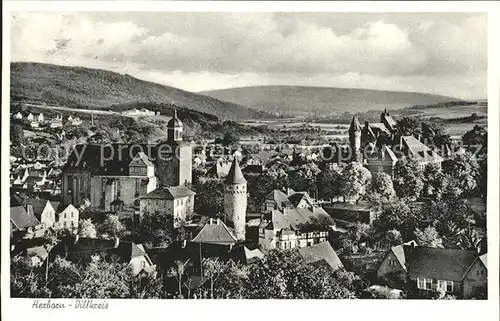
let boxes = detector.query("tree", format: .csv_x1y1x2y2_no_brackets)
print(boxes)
462,125,487,152
370,172,395,200
249,167,289,205
222,132,239,147
289,163,321,198
74,256,131,298
193,178,225,216
414,226,443,248
318,163,343,201
11,255,49,298
374,229,403,251
243,250,358,299
78,218,97,238
396,117,421,136
374,200,416,238
442,152,480,196
478,157,487,202
11,124,25,146
421,163,446,200
138,211,174,248
168,259,190,298
99,215,125,239
202,258,230,299
339,162,372,203
393,157,424,199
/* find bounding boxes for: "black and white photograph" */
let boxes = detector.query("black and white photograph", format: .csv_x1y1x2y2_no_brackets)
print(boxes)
1,2,499,316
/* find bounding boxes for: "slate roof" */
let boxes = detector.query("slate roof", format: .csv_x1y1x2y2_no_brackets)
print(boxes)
369,123,391,134
63,144,155,175
129,152,154,167
262,189,293,210
288,192,313,208
298,241,343,271
55,236,150,264
264,210,293,231
225,160,247,184
405,246,479,282
191,220,237,245
401,136,444,163
207,159,232,177
11,205,40,230
140,186,196,200
11,193,27,207
27,198,50,219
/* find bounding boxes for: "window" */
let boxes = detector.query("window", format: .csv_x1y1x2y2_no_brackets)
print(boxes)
417,278,425,289
425,279,433,290
71,212,73,218
63,221,67,229
446,281,453,293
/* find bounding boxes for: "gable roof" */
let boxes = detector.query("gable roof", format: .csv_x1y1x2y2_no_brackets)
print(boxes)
27,198,51,219
225,160,247,184
191,219,237,245
129,152,154,167
58,236,149,263
479,254,487,269
140,186,196,200
288,192,313,208
401,136,444,163
262,189,293,210
298,241,343,271
11,205,40,230
265,209,293,231
405,246,479,282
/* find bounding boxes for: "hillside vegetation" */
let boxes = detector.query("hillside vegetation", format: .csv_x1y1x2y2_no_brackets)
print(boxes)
201,85,461,116
10,62,270,120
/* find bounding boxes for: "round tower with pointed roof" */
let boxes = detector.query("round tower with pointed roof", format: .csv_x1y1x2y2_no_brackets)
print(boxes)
224,160,247,241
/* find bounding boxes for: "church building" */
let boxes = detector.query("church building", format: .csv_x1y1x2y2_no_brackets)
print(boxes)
61,110,193,213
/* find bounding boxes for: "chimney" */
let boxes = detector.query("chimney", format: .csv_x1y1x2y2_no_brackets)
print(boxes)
209,218,213,225
217,218,220,225
364,121,369,128
114,238,120,248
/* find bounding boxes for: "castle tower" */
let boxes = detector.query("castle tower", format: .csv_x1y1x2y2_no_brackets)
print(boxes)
224,160,247,241
349,116,362,162
155,109,192,186
168,110,183,143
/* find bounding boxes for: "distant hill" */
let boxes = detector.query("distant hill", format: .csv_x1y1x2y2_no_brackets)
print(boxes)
200,85,461,116
10,62,271,121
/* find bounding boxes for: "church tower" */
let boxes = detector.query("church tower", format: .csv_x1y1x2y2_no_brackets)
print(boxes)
224,160,247,241
349,116,362,162
156,109,192,187
167,110,183,143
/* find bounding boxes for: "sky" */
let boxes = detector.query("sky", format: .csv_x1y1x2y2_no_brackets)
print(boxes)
10,12,487,99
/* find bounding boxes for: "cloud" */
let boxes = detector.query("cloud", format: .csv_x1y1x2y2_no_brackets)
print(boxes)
9,12,487,99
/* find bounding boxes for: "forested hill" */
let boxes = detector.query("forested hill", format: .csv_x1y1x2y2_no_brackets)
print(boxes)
10,62,271,121
201,85,461,116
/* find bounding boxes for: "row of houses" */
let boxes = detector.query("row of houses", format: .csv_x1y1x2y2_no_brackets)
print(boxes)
10,160,62,196
121,108,159,116
13,112,83,128
10,193,80,240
